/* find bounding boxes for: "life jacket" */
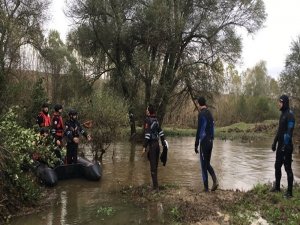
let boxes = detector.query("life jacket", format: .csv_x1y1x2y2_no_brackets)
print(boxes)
39,112,51,127
149,117,160,140
52,112,64,137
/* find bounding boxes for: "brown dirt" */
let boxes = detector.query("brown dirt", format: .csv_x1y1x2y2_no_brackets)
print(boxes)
120,185,245,225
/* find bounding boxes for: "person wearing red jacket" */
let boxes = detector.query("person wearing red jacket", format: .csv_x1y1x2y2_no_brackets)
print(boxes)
51,104,64,160
36,103,51,134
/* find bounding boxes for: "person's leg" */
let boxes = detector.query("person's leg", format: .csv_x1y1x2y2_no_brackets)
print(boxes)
272,149,284,191
205,140,218,191
66,143,72,164
283,145,294,198
73,143,78,164
149,142,159,189
200,144,209,191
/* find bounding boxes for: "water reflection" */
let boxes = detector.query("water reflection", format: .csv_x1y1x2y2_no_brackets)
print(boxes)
10,137,300,225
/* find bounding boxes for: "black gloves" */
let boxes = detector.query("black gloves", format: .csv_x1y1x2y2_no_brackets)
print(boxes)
160,142,168,166
271,143,276,152
195,146,199,154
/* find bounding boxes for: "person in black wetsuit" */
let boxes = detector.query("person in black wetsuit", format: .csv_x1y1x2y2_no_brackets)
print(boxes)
65,109,91,164
194,97,218,192
271,95,295,198
142,104,167,191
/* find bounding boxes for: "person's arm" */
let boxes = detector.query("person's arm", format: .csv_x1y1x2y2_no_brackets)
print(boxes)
283,112,295,145
272,122,279,151
78,121,91,140
143,118,150,149
159,126,166,147
195,113,207,152
51,116,58,137
64,122,73,141
36,114,43,127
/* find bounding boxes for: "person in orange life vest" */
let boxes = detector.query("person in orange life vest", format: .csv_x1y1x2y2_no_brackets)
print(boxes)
51,104,64,160
36,103,51,133
65,109,91,164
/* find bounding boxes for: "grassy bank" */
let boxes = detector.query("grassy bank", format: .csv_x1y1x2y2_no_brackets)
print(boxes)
125,120,277,141
119,183,300,225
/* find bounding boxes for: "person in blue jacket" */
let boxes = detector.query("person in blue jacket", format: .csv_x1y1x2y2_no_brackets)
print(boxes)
195,97,218,192
271,95,295,198
65,109,91,164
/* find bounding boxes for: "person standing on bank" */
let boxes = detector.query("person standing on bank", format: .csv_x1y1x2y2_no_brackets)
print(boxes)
65,109,91,164
195,97,218,192
271,95,295,198
36,103,51,133
142,104,167,191
51,104,64,160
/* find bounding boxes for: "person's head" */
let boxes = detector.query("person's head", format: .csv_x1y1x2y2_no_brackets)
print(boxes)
68,109,78,120
54,104,63,113
40,127,49,137
278,94,289,111
41,103,49,113
197,97,206,107
146,104,155,116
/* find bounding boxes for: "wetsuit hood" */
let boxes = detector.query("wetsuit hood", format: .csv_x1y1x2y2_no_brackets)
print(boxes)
279,94,289,111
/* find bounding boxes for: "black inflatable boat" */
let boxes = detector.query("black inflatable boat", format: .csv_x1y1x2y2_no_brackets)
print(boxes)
35,157,102,187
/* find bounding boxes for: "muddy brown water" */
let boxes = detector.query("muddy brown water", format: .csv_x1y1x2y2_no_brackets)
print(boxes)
10,137,300,225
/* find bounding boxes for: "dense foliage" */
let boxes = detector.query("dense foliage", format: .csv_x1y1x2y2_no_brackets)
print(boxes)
0,108,57,222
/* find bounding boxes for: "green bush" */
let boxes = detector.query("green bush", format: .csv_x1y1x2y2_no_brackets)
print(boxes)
0,107,58,222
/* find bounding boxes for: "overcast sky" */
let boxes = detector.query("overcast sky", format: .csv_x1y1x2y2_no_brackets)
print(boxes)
47,0,300,79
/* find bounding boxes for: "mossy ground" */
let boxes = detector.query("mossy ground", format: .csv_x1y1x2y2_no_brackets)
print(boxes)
119,183,300,225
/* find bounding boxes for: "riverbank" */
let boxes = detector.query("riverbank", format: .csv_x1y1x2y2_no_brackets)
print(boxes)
119,183,300,225
128,120,277,142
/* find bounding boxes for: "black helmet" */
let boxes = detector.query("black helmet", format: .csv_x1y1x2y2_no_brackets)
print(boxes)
40,127,49,135
68,109,78,116
54,104,63,112
42,103,49,108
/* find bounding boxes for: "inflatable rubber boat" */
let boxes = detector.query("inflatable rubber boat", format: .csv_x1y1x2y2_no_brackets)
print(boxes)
35,157,102,187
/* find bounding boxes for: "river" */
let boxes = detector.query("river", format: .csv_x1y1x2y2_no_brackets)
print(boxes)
10,137,300,225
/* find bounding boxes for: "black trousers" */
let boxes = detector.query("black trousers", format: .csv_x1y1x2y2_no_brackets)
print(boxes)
274,144,294,192
147,141,160,188
66,142,78,164
200,139,217,190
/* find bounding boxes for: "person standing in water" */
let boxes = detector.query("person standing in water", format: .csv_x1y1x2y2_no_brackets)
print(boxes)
142,104,167,191
195,97,218,192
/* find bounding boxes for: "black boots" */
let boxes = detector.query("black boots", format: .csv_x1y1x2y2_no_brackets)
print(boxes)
270,181,281,192
211,173,219,191
284,185,293,199
283,190,293,199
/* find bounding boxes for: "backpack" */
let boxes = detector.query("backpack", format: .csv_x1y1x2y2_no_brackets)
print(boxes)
150,118,160,140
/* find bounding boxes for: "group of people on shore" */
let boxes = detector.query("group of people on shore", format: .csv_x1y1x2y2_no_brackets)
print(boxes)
144,95,295,199
36,103,91,165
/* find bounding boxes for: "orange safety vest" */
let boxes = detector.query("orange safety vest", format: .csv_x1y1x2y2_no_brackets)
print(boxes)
39,112,51,127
